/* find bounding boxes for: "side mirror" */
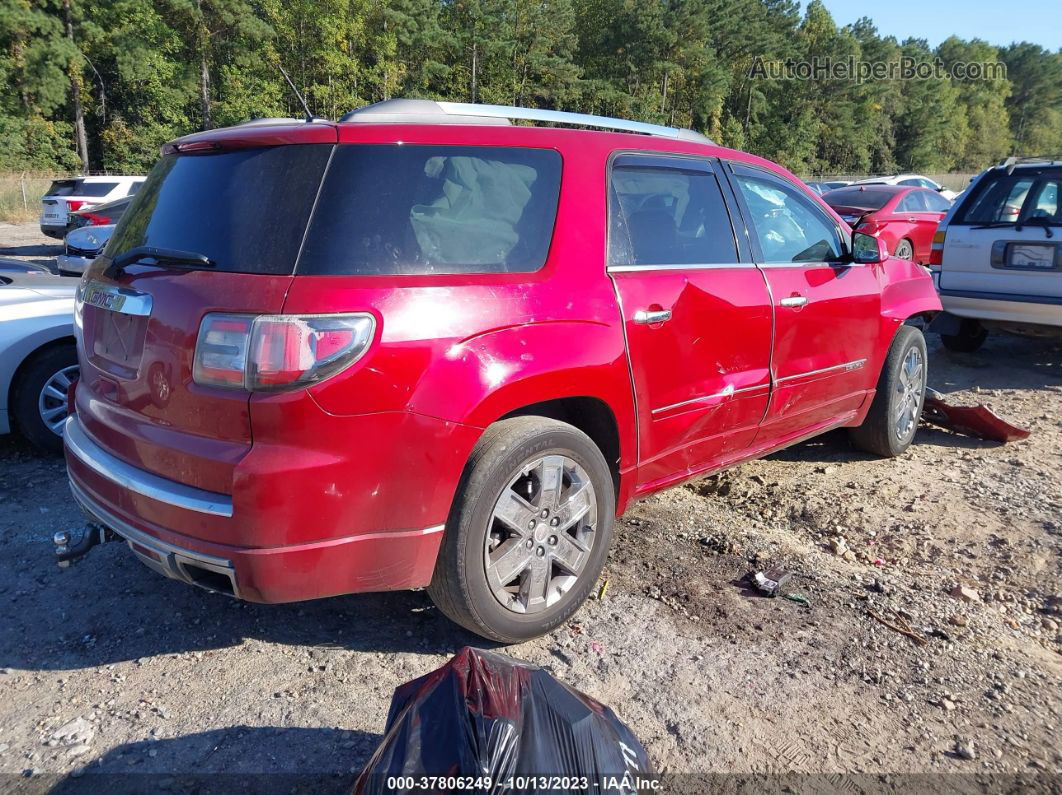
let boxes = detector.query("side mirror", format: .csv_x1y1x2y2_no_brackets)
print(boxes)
852,231,886,264
936,186,946,192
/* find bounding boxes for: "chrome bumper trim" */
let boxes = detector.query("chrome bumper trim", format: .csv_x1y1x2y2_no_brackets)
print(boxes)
70,479,239,598
64,416,234,518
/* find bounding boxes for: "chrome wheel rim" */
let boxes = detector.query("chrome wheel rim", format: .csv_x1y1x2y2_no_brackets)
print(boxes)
895,241,913,260
38,365,78,436
484,455,597,615
894,347,924,440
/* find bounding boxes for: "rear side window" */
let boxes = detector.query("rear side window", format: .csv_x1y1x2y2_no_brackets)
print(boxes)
298,145,562,275
77,182,120,197
106,145,332,274
923,191,951,212
608,156,737,266
898,192,929,212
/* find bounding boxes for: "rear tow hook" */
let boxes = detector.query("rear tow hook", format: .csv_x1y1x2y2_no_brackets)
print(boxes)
53,524,119,568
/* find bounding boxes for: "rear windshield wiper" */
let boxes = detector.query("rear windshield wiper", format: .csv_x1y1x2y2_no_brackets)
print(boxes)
110,246,216,274
1022,217,1055,238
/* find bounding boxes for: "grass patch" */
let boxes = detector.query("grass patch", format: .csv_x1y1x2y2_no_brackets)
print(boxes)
0,174,65,224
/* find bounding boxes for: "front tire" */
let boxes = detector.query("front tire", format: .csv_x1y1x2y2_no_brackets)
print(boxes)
12,345,78,454
428,417,615,643
848,326,927,458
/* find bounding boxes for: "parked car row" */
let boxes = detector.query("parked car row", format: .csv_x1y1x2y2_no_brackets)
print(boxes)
39,176,143,239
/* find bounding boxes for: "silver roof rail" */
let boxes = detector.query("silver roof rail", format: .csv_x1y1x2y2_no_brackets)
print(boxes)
997,155,1062,174
339,99,715,145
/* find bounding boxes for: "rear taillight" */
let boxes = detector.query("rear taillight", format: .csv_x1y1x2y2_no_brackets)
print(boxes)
929,228,946,268
83,214,111,225
66,200,84,212
193,313,375,391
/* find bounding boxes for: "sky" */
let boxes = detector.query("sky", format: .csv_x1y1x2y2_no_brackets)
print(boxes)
814,0,1062,50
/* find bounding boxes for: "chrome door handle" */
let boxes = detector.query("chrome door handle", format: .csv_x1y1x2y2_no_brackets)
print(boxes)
780,296,808,308
633,309,672,325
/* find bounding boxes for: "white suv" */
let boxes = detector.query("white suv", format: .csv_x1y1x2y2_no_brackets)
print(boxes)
928,158,1061,351
39,175,144,239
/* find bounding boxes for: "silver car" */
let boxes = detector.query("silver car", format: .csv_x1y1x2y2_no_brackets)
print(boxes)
57,224,114,276
0,271,78,452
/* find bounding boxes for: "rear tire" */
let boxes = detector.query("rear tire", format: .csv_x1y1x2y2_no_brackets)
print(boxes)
940,319,987,352
848,326,927,458
11,345,78,454
428,417,615,643
894,239,914,260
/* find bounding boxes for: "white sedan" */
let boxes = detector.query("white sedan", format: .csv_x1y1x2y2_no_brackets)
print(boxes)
852,174,958,202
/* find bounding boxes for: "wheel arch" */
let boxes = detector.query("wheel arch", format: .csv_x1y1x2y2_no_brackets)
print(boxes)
2,332,77,434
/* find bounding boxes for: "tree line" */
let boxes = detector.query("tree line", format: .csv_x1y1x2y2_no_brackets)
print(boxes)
2,0,1060,176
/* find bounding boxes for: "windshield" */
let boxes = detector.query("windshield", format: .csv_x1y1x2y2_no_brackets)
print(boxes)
106,146,332,274
823,188,893,211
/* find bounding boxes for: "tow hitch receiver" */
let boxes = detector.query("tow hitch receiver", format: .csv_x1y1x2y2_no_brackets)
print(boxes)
53,524,119,567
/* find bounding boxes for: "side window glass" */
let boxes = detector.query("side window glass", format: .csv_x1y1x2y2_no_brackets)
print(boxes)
731,169,844,263
901,192,930,212
899,178,920,187
924,191,951,212
608,162,737,266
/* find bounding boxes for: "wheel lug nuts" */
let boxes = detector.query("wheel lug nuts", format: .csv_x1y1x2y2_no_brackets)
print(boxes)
549,518,559,527
536,547,545,557
528,520,536,530
548,535,557,546
540,509,549,518
525,539,534,549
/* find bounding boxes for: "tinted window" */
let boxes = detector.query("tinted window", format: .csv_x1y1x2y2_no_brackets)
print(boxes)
299,145,561,275
77,182,120,197
47,180,78,197
954,174,1043,224
1027,179,1060,222
734,168,844,262
823,188,892,211
106,145,332,274
608,160,737,266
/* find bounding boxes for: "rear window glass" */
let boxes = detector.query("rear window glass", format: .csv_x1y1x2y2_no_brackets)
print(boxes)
106,145,332,274
76,182,120,197
47,180,78,196
823,188,892,211
298,145,562,275
954,171,1062,225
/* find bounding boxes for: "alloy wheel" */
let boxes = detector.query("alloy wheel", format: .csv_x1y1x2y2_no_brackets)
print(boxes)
37,365,78,436
483,454,597,615
893,347,924,440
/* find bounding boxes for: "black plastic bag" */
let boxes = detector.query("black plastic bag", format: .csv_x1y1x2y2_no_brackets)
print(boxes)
355,646,653,794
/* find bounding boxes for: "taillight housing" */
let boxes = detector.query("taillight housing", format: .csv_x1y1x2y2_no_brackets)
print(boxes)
193,313,376,391
929,228,946,268
66,200,85,213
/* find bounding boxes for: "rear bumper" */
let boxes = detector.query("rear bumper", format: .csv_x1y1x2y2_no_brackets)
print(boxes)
937,288,1062,329
64,415,448,602
40,223,68,239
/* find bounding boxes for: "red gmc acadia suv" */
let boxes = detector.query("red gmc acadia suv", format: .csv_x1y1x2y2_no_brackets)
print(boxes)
65,100,940,642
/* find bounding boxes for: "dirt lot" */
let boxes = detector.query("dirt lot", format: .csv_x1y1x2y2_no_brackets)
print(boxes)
0,223,1059,790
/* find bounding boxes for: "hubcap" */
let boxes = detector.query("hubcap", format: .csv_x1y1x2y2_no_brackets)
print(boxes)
896,241,913,260
38,365,79,436
894,347,924,440
484,455,597,615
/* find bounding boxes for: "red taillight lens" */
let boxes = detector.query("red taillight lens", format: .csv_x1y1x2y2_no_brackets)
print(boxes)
66,200,84,213
193,313,375,391
85,214,111,225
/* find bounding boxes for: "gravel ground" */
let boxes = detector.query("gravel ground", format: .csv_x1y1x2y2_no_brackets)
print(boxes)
0,223,1059,791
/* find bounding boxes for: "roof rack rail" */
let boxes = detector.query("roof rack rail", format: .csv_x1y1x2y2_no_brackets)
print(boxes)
338,99,715,145
997,155,1062,174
